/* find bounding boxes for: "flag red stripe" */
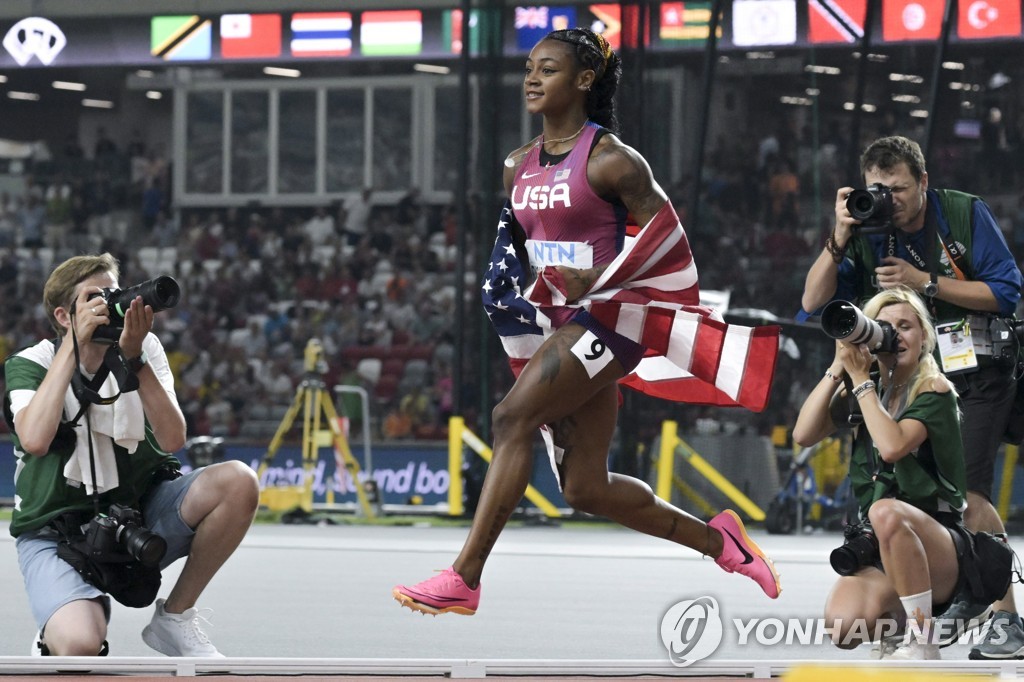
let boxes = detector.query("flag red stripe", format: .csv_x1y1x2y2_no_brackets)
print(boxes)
736,327,780,411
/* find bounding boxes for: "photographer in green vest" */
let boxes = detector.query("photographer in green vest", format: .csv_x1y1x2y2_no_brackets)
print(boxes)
800,135,1023,659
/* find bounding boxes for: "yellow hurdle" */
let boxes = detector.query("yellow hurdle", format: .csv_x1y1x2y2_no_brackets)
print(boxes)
657,420,765,521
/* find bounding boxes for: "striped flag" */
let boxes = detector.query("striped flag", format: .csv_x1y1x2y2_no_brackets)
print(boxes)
151,16,212,61
360,10,422,56
291,12,352,57
483,201,780,412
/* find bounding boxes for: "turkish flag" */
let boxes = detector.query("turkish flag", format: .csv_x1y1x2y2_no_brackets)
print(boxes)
220,14,282,59
958,0,1021,39
882,0,943,42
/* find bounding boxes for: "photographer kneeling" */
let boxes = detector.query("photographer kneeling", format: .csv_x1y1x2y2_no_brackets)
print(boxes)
793,286,968,660
5,253,259,657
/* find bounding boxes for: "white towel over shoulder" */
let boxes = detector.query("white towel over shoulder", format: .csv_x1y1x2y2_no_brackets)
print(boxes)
63,372,146,494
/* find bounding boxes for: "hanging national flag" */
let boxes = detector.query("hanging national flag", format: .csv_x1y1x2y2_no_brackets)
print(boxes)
808,0,867,43
515,6,577,51
442,9,481,55
360,10,423,56
882,0,943,42
151,15,212,61
291,12,352,57
589,4,622,50
659,2,721,44
220,13,282,59
731,0,797,47
958,0,1021,40
483,200,780,412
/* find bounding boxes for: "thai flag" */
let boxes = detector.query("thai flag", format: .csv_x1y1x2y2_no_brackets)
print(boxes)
291,12,352,57
483,200,780,412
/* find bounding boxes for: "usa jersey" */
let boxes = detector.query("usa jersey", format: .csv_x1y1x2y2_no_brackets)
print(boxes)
511,121,628,282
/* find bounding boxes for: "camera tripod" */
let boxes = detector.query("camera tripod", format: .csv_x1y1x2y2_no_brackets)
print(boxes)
258,339,377,518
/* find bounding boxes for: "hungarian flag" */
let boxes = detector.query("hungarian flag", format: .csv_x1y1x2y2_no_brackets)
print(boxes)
360,10,422,56
220,13,281,59
882,0,943,41
958,0,1021,39
482,200,780,412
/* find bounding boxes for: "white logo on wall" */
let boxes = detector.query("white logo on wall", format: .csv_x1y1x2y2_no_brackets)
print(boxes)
3,17,66,66
660,596,723,667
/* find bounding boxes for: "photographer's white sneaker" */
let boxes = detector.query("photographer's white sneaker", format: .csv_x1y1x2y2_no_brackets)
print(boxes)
888,638,940,660
142,598,225,657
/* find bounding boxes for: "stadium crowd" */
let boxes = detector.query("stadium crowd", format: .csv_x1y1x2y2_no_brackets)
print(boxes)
0,118,1021,449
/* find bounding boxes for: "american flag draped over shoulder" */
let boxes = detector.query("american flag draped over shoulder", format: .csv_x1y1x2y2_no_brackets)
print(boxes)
482,200,780,412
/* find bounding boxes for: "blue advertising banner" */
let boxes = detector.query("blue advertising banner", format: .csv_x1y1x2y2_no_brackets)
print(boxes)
0,440,567,511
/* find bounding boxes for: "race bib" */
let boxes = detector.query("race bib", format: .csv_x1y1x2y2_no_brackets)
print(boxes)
525,239,593,273
570,330,613,379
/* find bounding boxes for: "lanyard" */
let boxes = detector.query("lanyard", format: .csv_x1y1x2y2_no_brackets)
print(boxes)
887,231,927,270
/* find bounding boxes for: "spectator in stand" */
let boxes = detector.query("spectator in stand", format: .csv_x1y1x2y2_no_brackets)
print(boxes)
19,195,45,248
303,206,336,247
141,179,164,231
342,187,373,246
94,126,118,159
395,187,421,227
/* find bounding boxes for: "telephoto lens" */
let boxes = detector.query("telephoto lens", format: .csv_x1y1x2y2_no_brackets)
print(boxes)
105,275,181,318
820,300,899,354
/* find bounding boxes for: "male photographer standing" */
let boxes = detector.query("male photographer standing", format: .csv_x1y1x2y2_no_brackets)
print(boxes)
800,136,1024,659
5,253,259,657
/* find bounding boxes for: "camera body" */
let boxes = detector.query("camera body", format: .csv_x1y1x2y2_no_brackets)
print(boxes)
991,318,1024,367
83,503,167,567
821,300,899,354
830,522,880,576
847,182,894,234
89,276,181,343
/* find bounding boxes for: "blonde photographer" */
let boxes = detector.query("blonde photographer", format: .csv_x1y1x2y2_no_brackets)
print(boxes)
5,253,259,657
793,286,965,660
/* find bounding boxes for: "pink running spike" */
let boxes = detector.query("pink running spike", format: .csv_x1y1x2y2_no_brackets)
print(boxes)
393,567,480,615
709,509,782,599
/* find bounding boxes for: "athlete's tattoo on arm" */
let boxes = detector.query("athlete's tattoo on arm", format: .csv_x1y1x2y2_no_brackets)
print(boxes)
600,145,665,224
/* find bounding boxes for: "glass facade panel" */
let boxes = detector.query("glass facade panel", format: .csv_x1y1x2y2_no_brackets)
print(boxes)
372,88,412,191
278,90,317,194
184,91,223,194
433,85,460,193
326,89,366,192
230,91,269,194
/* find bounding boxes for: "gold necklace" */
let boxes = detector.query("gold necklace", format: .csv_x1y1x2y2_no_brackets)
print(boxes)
502,121,589,168
542,121,588,148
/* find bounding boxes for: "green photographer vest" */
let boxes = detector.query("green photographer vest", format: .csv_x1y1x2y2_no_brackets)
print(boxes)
847,189,976,323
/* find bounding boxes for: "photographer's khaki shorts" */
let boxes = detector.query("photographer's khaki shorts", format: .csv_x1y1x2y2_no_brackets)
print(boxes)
15,467,203,632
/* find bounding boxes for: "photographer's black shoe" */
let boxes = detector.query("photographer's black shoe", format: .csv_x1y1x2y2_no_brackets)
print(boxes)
933,598,993,647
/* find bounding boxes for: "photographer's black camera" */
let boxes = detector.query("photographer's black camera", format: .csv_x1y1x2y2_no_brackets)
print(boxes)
90,276,181,343
830,522,880,576
847,182,894,234
84,503,167,567
821,300,900,354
